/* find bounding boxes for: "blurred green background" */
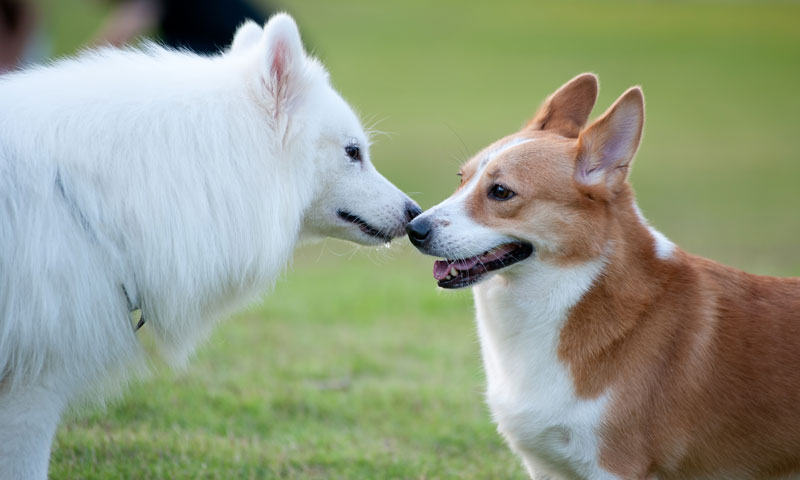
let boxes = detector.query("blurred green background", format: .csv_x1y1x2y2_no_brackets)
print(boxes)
39,0,800,478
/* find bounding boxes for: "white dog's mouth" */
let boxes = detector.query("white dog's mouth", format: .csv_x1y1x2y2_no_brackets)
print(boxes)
433,242,534,289
337,210,395,243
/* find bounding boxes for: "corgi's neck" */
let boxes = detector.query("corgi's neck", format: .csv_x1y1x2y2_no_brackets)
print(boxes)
475,259,606,343
474,192,685,398
558,218,689,399
473,258,606,400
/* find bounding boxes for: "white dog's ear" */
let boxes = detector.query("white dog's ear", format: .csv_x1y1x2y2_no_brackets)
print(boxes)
258,13,308,118
526,73,599,138
574,87,644,196
230,20,263,52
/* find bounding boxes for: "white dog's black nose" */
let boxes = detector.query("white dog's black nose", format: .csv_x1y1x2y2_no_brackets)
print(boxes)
405,202,423,223
406,216,432,247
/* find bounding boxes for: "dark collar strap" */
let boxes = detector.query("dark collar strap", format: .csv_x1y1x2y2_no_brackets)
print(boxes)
122,284,145,331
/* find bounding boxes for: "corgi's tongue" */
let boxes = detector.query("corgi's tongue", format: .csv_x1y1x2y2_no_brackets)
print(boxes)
432,245,522,281
433,257,480,280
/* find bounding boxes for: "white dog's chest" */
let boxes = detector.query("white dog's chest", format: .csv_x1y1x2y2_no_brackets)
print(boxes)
473,264,617,480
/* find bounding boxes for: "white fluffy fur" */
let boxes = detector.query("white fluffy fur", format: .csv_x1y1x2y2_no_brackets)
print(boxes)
0,13,416,478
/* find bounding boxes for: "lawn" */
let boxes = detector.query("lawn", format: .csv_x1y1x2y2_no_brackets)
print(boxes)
42,0,800,478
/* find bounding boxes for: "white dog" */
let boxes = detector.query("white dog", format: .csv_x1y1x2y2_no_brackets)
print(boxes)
0,13,420,478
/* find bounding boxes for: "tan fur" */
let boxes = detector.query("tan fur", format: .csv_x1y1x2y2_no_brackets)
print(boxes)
526,73,600,138
460,74,800,478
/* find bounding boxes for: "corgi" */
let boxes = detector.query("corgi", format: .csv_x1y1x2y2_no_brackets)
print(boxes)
0,13,420,479
407,73,800,479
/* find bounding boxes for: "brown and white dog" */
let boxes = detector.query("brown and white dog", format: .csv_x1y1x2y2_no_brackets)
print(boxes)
406,74,800,479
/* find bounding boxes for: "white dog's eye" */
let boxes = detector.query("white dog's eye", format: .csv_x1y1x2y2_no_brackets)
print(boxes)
345,144,361,162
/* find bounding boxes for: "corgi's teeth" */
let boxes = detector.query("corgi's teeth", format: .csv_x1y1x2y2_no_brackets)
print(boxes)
450,267,458,277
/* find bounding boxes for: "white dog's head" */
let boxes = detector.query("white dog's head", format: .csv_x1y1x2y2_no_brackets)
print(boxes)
230,14,420,245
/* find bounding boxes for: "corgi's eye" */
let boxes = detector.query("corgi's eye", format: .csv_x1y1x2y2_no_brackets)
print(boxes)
457,172,463,184
489,184,514,201
345,144,361,162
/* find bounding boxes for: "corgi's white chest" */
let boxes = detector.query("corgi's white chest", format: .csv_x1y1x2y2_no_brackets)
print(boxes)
472,261,618,480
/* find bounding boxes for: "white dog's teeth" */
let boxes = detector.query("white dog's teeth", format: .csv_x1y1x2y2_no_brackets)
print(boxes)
450,267,458,277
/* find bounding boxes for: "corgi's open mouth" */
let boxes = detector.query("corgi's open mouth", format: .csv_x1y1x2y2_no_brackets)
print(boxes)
433,242,534,289
337,210,394,242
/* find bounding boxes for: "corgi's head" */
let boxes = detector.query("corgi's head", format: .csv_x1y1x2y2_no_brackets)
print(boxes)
231,14,421,245
407,74,645,288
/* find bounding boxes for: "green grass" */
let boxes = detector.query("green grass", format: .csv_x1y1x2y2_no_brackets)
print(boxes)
44,0,800,478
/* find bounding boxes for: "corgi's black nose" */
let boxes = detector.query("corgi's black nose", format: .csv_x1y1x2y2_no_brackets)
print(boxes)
406,217,431,247
405,202,423,223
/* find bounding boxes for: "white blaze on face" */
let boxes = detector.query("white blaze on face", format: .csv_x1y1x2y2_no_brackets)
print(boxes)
456,138,535,202
418,138,534,259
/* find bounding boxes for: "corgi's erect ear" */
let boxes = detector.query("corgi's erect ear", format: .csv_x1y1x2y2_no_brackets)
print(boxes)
526,73,599,138
259,13,308,118
231,20,263,52
575,87,644,195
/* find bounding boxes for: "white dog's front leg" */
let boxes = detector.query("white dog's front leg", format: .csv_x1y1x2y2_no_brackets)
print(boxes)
0,384,65,480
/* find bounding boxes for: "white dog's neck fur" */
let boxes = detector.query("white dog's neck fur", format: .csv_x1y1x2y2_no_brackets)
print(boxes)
473,259,617,480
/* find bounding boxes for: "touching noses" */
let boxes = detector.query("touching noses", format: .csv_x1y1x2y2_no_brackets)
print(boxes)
405,202,423,223
406,216,432,247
